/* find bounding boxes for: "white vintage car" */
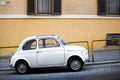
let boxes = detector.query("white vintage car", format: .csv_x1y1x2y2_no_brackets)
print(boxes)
10,35,88,74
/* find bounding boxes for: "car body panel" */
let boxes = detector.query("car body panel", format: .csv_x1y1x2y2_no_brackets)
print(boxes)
37,46,65,67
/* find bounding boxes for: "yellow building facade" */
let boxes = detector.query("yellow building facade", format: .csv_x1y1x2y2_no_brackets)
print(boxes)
0,0,120,53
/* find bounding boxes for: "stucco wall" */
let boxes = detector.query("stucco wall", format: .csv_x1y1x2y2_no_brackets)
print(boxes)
63,0,97,14
0,0,27,14
0,0,97,14
0,18,120,47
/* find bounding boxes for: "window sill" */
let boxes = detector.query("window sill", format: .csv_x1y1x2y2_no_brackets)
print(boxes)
0,14,120,19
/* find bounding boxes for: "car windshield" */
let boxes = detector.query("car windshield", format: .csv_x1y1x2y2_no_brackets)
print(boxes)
58,36,68,45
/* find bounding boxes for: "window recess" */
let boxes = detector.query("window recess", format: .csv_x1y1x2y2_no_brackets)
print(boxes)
27,0,61,15
98,0,120,16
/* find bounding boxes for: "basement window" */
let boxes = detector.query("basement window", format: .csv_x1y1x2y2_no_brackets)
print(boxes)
27,0,62,15
98,0,120,16
106,33,120,46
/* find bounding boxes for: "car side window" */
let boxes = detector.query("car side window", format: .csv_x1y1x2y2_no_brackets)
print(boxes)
45,38,59,48
39,39,43,48
39,38,60,48
22,40,37,50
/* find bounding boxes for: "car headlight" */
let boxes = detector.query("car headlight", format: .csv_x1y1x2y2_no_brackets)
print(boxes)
81,50,88,56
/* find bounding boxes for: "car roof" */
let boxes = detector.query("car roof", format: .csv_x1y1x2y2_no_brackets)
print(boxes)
25,34,59,41
36,34,59,38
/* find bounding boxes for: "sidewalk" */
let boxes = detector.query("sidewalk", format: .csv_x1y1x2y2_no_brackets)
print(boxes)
0,59,11,71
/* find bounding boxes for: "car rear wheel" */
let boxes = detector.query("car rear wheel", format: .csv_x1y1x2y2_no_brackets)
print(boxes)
15,61,29,74
68,58,83,71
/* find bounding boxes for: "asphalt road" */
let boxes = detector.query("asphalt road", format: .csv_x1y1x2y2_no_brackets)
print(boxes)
0,62,120,80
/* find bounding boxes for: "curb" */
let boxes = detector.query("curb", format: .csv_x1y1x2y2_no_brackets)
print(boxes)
85,60,120,66
0,68,14,71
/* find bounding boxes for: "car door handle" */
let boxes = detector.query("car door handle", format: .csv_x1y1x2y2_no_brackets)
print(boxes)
36,51,42,53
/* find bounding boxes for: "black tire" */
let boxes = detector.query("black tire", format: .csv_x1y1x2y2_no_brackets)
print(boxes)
15,61,29,74
68,58,83,71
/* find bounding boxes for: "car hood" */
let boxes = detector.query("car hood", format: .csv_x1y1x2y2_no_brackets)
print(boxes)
64,45,86,51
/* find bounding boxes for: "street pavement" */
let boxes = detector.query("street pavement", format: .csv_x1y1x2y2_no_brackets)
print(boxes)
0,62,120,80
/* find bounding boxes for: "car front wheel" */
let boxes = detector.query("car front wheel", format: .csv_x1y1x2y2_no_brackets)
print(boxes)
68,58,83,71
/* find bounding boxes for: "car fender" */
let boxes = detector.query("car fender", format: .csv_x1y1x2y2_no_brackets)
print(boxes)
64,52,86,66
12,56,32,68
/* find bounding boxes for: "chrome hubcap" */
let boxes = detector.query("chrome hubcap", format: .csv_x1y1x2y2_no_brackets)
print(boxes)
17,64,27,73
70,60,81,70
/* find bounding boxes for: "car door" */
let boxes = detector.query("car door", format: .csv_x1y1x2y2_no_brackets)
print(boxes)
21,39,37,67
37,38,65,67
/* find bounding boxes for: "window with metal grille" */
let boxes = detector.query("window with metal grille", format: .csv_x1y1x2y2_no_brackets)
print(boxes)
27,0,61,15
98,0,120,16
106,33,120,46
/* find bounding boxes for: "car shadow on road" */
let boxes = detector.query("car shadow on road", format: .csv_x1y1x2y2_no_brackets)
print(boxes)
11,67,87,75
29,68,72,74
